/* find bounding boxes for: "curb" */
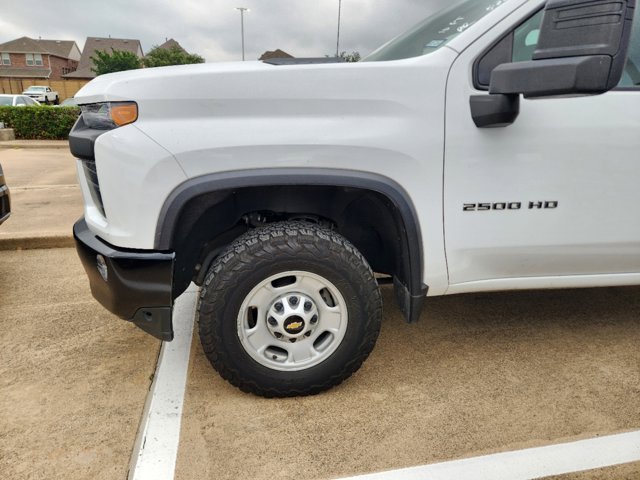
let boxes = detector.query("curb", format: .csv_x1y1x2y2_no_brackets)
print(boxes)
0,141,69,150
0,234,74,251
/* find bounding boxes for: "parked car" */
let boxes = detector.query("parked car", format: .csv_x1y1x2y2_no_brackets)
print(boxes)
0,163,10,225
59,97,78,107
71,0,639,397
22,86,58,105
0,94,41,107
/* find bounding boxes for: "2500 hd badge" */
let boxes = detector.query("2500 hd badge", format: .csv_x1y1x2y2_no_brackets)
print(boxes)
463,201,559,212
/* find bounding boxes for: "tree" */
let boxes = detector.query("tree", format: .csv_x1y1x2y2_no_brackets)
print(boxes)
339,51,361,63
143,45,205,68
91,49,142,75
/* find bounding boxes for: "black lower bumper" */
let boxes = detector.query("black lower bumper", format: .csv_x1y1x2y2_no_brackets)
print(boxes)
73,219,175,341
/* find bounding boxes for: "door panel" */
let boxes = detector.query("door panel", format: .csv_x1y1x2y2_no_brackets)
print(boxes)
444,4,640,286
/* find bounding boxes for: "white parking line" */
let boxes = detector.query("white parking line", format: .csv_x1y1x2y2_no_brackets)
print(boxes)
128,285,198,480
338,431,640,480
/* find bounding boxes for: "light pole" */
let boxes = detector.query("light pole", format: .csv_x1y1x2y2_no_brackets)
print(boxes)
236,7,249,61
335,0,342,58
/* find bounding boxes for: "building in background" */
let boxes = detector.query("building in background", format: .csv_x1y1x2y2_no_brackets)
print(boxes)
156,38,187,54
259,49,294,61
63,37,143,80
0,37,81,81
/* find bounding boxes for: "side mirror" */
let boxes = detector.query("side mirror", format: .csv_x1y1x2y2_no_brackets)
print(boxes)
472,0,636,127
492,0,636,98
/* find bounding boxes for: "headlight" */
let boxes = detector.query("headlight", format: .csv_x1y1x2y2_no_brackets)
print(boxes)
80,102,138,129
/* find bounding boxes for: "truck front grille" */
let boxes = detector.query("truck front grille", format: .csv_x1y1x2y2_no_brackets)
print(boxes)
82,159,105,217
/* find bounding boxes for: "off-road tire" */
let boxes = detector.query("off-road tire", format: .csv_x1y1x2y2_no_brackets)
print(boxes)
198,221,382,397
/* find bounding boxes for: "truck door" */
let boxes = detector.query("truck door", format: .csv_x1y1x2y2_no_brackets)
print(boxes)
444,3,640,290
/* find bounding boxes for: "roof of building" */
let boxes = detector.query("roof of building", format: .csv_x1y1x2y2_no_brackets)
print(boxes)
0,37,79,59
0,67,51,78
0,37,46,54
64,37,143,79
259,49,294,61
37,40,78,59
156,38,187,53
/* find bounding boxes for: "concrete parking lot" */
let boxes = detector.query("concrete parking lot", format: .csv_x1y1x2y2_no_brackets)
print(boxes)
175,285,640,480
0,248,159,479
1,145,639,479
0,146,81,249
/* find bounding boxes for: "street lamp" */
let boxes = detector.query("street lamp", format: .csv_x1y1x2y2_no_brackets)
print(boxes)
335,0,342,58
236,7,249,61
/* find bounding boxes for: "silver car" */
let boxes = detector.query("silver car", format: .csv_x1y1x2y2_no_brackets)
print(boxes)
0,94,41,107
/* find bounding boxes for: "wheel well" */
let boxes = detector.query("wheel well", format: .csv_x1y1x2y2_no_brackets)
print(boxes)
171,184,406,291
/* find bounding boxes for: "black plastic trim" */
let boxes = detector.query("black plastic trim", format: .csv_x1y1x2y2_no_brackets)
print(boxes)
69,115,108,215
490,55,614,97
132,307,173,341
263,57,346,65
74,218,175,341
69,115,105,161
474,32,514,89
155,168,425,298
470,94,520,128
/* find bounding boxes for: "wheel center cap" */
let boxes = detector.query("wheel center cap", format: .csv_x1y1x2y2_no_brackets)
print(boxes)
266,293,318,341
283,316,305,335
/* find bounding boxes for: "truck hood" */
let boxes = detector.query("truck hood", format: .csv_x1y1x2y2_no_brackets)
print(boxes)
75,61,280,104
73,50,457,132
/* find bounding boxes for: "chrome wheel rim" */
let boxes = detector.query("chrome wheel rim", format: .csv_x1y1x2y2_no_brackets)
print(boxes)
237,271,348,371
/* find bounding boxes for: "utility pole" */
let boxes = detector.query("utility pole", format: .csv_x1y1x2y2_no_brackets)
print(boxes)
236,7,249,61
335,0,342,58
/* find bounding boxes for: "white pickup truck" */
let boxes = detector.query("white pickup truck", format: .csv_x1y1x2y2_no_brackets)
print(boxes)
70,0,639,397
22,85,59,105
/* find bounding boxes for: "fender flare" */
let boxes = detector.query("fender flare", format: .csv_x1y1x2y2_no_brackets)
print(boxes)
155,168,427,316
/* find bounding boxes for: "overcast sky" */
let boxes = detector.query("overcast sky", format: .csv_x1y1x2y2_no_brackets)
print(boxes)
1,0,450,62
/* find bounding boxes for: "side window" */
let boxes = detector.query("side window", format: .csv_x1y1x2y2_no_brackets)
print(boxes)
512,10,544,62
16,97,26,106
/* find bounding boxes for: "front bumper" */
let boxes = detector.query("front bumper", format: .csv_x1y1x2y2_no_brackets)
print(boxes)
73,218,175,340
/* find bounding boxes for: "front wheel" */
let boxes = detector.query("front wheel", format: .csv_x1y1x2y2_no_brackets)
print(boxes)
198,222,382,397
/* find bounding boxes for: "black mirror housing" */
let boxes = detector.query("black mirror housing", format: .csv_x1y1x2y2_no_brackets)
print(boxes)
470,94,520,128
490,55,613,97
490,0,636,98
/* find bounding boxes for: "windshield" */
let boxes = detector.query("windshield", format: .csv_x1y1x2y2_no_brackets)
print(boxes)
364,0,510,62
26,86,45,92
0,97,13,106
